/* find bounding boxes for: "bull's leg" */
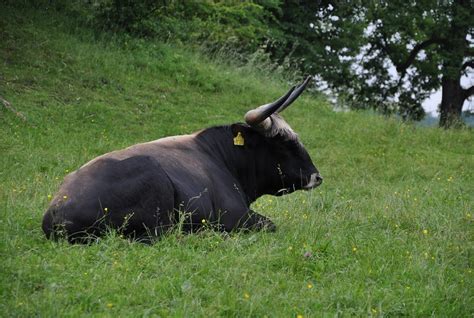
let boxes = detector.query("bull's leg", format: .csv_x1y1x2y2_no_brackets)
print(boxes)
235,210,276,232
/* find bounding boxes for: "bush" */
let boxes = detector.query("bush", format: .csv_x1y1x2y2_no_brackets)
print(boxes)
83,0,274,54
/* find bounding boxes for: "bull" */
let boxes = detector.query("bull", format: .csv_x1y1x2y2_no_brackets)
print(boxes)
42,76,322,243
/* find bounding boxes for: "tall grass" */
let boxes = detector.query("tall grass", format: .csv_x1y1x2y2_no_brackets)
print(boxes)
1,5,472,317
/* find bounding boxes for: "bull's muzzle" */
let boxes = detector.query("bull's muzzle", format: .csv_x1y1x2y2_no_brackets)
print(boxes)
303,173,323,190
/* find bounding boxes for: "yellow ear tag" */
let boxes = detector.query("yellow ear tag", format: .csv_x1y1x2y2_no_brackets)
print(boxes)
233,132,245,146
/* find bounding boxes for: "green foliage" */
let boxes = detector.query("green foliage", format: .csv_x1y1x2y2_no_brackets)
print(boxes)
79,0,276,55
89,0,164,35
1,4,473,317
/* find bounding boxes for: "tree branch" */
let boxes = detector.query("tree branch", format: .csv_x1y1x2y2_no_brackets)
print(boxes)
463,86,474,100
462,60,474,71
374,36,446,102
396,37,445,76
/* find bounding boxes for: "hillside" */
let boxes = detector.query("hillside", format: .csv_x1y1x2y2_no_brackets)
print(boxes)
1,5,473,317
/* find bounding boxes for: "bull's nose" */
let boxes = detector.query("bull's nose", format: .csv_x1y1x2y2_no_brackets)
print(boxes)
315,174,323,186
303,173,323,190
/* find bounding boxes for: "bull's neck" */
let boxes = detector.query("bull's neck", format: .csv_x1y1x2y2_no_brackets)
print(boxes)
195,125,259,203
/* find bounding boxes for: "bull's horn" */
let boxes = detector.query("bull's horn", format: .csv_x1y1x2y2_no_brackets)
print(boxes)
244,86,296,127
276,75,312,113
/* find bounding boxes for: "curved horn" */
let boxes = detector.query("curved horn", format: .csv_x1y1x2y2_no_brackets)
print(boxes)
277,75,312,113
244,86,296,127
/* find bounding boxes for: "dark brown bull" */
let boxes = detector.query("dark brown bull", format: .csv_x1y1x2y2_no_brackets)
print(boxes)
42,76,322,243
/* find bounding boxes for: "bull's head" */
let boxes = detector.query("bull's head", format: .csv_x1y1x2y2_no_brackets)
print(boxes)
238,76,322,195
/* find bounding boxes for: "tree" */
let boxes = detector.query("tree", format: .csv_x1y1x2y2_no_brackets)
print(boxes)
266,0,474,127
72,0,473,128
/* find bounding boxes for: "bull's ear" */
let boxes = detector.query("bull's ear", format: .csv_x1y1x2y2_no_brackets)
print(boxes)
231,124,255,147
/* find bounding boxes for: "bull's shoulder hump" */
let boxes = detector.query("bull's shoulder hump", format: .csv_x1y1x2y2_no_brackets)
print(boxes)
141,133,196,147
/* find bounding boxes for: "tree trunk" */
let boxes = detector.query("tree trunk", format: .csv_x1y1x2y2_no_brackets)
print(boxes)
438,0,472,128
439,75,465,128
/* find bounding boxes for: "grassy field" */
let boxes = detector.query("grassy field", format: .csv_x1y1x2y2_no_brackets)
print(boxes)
1,6,473,317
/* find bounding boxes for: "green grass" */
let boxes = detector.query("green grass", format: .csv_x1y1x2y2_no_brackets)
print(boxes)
1,5,473,317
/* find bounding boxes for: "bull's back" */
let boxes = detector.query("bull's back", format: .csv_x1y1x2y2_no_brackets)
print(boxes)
42,155,175,242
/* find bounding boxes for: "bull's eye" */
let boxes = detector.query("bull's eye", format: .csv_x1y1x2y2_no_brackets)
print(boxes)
277,164,283,176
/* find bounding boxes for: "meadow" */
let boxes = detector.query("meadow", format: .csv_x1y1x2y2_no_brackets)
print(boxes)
1,6,473,317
